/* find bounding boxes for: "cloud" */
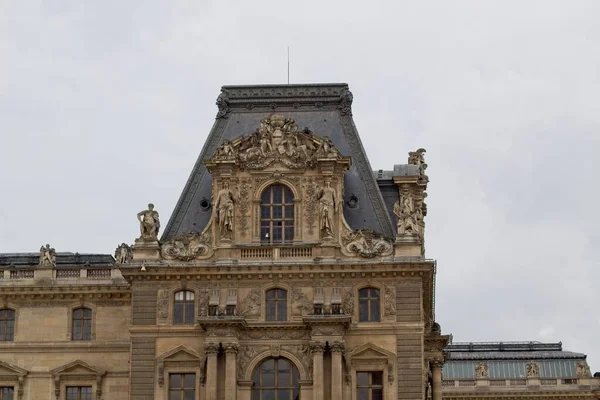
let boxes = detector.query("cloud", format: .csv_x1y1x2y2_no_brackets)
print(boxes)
1,0,599,370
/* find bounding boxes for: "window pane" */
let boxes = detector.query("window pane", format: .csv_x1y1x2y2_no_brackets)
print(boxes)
266,290,276,299
83,308,92,318
285,205,294,218
186,291,194,301
372,372,383,386
277,301,287,321
272,206,282,219
170,374,182,388
284,226,294,242
273,227,282,241
73,324,81,340
276,289,286,299
370,288,379,298
175,291,184,301
174,303,183,325
185,303,195,324
169,390,180,400
82,387,92,400
263,389,276,400
261,360,275,387
184,389,195,400
2,387,14,400
372,388,383,400
184,374,195,388
359,288,369,298
370,299,380,322
357,388,369,400
83,320,92,340
266,300,276,321
261,206,271,219
284,187,294,201
357,372,369,387
272,186,282,203
261,188,271,203
277,389,291,400
359,299,369,322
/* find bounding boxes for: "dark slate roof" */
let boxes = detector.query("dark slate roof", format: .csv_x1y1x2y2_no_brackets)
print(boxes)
443,342,587,379
162,83,395,240
0,253,114,268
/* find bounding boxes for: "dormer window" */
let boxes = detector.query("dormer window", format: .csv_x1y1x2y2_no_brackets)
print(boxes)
260,185,294,245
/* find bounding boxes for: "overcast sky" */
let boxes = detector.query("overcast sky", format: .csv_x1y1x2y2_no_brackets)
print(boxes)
2,1,599,370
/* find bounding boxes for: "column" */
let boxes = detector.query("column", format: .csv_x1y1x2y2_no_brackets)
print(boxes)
224,343,239,400
204,343,219,400
310,341,325,400
330,341,345,398
431,361,443,400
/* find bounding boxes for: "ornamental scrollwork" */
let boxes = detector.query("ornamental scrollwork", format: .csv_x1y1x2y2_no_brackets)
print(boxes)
238,329,310,340
236,178,252,237
304,177,318,234
208,114,342,171
160,231,213,261
383,286,396,317
157,289,169,322
341,228,393,258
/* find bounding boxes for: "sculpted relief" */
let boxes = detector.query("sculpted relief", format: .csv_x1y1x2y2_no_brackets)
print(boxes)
341,228,393,258
160,232,213,261
209,114,342,171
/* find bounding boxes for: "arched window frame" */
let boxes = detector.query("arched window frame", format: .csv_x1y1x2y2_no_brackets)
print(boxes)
173,290,196,325
357,286,381,323
0,308,16,342
263,286,289,322
67,303,96,341
251,357,301,400
253,180,301,245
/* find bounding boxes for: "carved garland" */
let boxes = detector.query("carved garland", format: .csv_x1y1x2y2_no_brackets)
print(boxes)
160,232,213,261
341,228,393,258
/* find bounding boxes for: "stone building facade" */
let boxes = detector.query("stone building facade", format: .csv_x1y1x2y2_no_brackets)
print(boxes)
0,84,597,400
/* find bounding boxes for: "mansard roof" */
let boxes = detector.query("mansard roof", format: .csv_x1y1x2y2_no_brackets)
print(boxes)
0,252,114,268
162,83,395,240
443,341,589,379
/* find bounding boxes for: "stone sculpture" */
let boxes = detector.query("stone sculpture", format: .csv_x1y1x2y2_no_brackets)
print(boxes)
208,114,341,170
342,228,394,258
316,178,337,239
114,243,132,264
408,148,427,176
215,88,230,119
475,362,489,378
39,244,56,267
160,232,213,261
394,192,418,235
137,203,160,240
526,362,539,377
214,181,235,240
576,361,591,378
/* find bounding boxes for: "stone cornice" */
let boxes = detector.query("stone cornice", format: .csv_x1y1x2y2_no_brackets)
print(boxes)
0,284,130,301
0,341,130,353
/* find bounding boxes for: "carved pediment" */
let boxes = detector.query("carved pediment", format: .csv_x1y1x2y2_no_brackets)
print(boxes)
158,345,202,363
208,114,343,171
350,344,395,361
0,360,27,377
51,360,105,377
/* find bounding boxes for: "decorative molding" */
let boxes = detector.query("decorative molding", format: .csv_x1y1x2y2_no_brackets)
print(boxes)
338,88,353,116
237,345,269,381
303,177,318,234
238,329,309,340
237,288,261,317
157,289,169,322
526,362,539,378
282,344,313,379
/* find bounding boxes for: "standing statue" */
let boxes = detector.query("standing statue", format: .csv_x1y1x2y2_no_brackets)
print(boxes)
115,243,132,264
393,192,418,235
475,362,489,378
316,178,338,239
137,203,160,240
39,244,56,267
214,181,235,240
526,362,539,377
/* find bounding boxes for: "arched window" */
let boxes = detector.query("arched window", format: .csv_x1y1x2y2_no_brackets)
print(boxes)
260,185,294,244
72,308,92,340
358,288,380,322
0,309,15,341
174,291,195,325
265,288,287,322
252,358,300,400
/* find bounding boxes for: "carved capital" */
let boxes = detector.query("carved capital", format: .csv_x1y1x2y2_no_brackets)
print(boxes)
224,343,239,355
309,341,325,354
204,343,220,355
330,341,345,353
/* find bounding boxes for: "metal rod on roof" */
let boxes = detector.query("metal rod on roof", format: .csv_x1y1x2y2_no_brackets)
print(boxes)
287,46,290,84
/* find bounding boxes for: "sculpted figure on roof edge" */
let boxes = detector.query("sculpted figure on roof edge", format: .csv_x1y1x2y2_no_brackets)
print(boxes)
394,191,418,235
39,244,56,267
137,203,160,240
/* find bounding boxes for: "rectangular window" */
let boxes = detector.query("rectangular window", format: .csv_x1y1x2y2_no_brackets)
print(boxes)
357,371,383,400
0,387,14,400
226,305,236,316
66,386,92,400
169,373,195,400
208,305,218,316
